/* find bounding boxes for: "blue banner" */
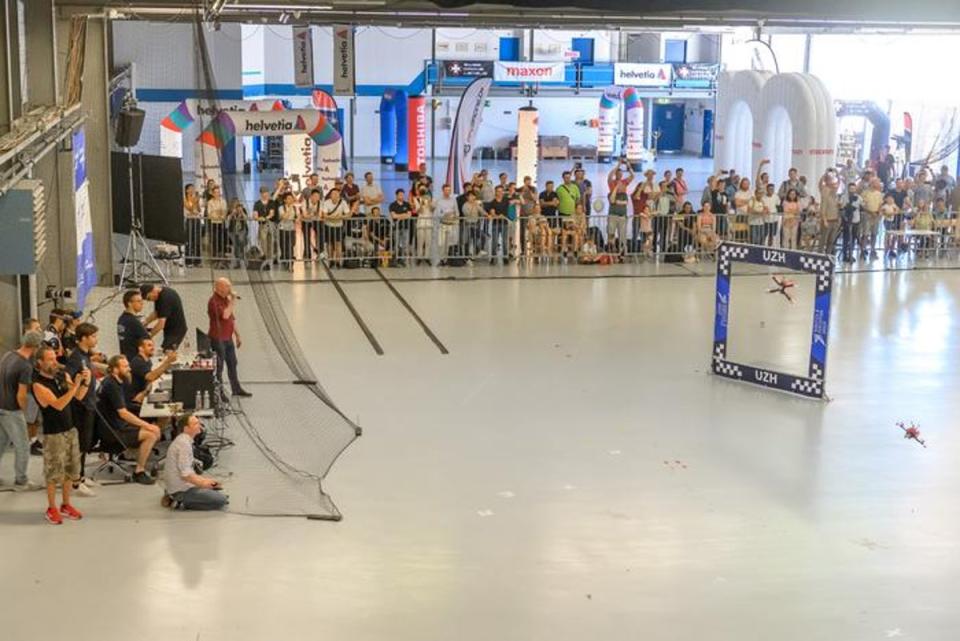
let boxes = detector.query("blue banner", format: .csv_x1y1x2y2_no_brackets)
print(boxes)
73,127,96,310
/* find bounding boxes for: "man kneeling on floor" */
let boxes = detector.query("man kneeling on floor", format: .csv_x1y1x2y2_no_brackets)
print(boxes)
162,414,227,511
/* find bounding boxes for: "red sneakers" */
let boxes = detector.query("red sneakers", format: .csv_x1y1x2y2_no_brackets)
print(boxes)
60,504,83,520
45,507,63,525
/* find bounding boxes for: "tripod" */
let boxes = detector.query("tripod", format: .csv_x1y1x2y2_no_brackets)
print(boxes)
118,148,167,290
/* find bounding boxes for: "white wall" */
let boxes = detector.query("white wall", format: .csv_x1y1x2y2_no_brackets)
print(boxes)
435,28,522,60
682,99,713,155
532,30,615,62
112,21,243,169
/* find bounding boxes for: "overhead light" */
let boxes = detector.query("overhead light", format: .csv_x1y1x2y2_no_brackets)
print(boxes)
278,11,290,24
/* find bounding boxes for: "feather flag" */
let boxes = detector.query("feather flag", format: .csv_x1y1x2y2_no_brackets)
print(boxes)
160,100,194,132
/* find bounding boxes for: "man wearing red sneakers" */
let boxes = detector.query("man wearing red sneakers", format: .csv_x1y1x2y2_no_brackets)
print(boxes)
32,346,88,524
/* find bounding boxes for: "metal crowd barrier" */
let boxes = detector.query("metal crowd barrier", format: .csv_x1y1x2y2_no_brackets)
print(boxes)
177,212,960,269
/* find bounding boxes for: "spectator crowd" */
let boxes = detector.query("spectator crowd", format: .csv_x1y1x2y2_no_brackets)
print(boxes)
182,157,960,268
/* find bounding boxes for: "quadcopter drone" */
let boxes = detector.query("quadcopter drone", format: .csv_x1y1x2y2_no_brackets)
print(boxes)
767,275,796,303
896,421,927,448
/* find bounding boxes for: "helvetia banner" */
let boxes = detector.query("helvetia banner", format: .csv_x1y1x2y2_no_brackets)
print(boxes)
333,25,355,95
445,77,493,192
72,127,96,309
293,26,315,88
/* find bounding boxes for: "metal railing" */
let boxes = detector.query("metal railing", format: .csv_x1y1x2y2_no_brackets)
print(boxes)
174,212,960,270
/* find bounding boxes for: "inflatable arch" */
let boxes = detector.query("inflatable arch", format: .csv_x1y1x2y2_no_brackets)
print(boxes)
379,89,409,170
715,70,835,185
596,86,645,166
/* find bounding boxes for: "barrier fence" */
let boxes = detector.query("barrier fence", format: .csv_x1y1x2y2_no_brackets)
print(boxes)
177,212,960,269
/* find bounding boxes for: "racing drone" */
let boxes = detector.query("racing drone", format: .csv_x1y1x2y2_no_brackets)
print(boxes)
767,275,796,303
896,421,927,448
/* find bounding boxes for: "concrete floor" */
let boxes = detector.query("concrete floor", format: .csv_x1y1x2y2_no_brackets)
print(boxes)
2,266,959,641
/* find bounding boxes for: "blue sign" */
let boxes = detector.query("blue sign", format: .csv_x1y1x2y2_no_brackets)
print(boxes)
72,129,86,188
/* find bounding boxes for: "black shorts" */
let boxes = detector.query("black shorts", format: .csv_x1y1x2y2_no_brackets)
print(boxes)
325,225,344,244
98,419,141,451
162,331,185,352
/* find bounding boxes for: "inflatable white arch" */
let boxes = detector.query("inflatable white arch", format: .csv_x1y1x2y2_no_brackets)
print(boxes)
715,71,835,185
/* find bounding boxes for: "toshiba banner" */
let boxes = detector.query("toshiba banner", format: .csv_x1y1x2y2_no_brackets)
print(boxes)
613,63,672,88
407,96,427,177
494,61,565,83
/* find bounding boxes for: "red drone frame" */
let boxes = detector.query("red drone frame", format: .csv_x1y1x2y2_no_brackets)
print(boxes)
896,421,927,448
768,275,796,303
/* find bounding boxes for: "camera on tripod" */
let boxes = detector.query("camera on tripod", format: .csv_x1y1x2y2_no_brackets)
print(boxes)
45,285,77,306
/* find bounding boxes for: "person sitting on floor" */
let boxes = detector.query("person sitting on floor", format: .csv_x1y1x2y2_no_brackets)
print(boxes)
97,355,161,485
161,414,228,511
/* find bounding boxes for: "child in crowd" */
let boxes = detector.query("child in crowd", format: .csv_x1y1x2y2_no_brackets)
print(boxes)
880,193,901,257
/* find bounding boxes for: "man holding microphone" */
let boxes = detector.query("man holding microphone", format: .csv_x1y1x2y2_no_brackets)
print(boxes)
207,278,251,401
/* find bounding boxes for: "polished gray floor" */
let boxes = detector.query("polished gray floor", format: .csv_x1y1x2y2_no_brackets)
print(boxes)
2,266,959,641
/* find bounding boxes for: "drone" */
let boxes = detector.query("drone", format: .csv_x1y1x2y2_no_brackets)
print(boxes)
767,275,796,303
896,421,927,448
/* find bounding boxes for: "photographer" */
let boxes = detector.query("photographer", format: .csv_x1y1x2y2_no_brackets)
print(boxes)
161,414,227,511
32,345,88,524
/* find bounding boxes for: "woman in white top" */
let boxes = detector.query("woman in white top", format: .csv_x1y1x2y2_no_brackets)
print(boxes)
277,192,300,270
747,187,766,245
322,187,351,267
205,184,228,261
300,188,323,262
413,186,434,263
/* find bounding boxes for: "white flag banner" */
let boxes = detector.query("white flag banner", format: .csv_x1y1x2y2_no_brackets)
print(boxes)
293,26,315,88
493,61,565,84
446,77,493,192
283,134,314,179
316,142,342,192
333,25,355,95
516,107,539,188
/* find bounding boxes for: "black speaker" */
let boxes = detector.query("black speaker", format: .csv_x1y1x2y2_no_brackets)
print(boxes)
115,107,145,148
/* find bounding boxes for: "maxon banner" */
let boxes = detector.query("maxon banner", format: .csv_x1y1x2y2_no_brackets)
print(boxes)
333,25,355,95
493,61,565,84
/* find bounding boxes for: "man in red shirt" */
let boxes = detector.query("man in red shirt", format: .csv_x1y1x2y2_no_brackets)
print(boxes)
207,278,251,400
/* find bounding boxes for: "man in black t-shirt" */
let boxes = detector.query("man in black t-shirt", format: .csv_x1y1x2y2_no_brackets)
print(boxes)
33,345,88,523
140,283,188,353
539,181,560,228
97,355,160,484
388,189,413,261
117,289,149,361
126,338,177,412
64,322,104,497
486,186,510,262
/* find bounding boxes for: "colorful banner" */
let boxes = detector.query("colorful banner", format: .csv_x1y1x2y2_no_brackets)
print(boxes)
333,25,355,95
623,88,645,165
293,26,315,88
516,106,539,188
613,63,672,88
407,96,427,177
442,60,493,78
673,63,720,88
446,77,493,193
597,88,620,161
494,61,565,83
72,128,96,309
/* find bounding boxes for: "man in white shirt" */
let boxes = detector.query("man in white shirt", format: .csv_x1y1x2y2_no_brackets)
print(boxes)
161,415,227,510
761,183,781,247
434,183,459,257
359,172,383,216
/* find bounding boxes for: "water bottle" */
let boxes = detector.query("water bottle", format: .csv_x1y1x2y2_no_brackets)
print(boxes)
194,390,202,410
202,391,209,409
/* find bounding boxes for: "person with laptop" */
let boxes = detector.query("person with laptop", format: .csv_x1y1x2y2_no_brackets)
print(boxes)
207,278,251,401
127,338,178,413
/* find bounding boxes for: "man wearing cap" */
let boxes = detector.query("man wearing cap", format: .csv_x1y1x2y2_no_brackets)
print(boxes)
0,331,43,491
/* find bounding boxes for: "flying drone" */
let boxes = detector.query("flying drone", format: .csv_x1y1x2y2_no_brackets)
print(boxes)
896,421,927,448
767,275,796,303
